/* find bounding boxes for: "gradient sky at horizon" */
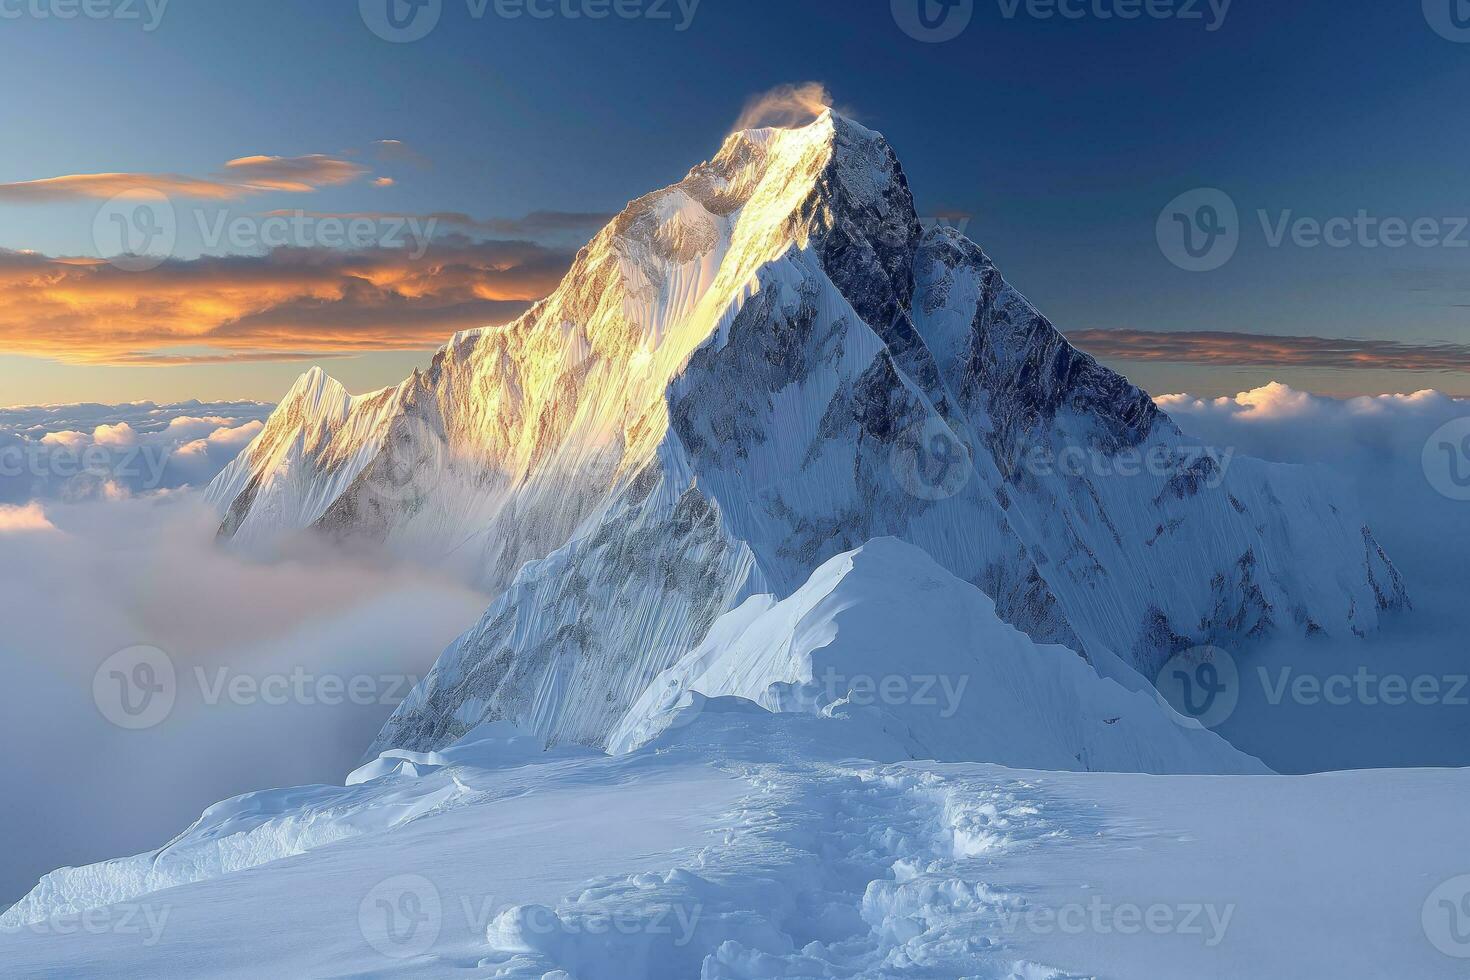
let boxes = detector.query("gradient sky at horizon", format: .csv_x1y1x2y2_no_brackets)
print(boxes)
3,0,1469,405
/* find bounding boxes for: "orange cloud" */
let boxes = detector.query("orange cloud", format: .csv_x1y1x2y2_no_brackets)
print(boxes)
220,155,370,193
0,154,372,202
259,210,615,238
1068,329,1470,373
0,502,57,534
0,241,572,365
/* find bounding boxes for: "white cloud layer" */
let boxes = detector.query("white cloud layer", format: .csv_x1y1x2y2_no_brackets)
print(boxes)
0,494,487,906
1160,383,1470,774
0,400,273,504
1157,382,1470,588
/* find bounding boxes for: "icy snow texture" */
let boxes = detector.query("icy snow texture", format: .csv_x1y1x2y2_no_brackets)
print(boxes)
206,111,1407,755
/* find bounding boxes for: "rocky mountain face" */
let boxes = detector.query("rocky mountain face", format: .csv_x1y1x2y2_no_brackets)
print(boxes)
207,111,1408,754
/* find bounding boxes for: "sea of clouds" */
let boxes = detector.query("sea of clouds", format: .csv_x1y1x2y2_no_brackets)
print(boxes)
1,383,1468,904
1161,383,1470,773
0,399,273,505
0,399,488,905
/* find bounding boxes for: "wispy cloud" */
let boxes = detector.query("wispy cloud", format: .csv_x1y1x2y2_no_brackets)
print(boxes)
259,209,616,239
372,139,432,169
1068,329,1470,373
0,241,572,365
218,155,370,193
0,154,373,203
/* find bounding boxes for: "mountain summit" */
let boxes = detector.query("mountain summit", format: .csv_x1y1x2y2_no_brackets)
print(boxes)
207,111,1407,753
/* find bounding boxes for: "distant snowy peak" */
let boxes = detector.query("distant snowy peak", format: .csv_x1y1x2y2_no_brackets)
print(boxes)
204,367,409,546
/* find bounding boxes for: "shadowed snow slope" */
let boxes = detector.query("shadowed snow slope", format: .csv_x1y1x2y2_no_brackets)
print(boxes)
208,111,1406,757
610,539,1265,774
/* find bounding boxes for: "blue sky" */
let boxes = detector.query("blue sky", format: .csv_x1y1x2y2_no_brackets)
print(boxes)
2,0,1469,403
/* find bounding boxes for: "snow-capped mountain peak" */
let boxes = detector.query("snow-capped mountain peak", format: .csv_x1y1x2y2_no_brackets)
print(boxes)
208,112,1406,754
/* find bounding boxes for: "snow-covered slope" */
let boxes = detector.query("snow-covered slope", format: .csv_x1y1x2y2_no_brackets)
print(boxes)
208,111,1407,753
5,705,1464,978
610,539,1263,774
